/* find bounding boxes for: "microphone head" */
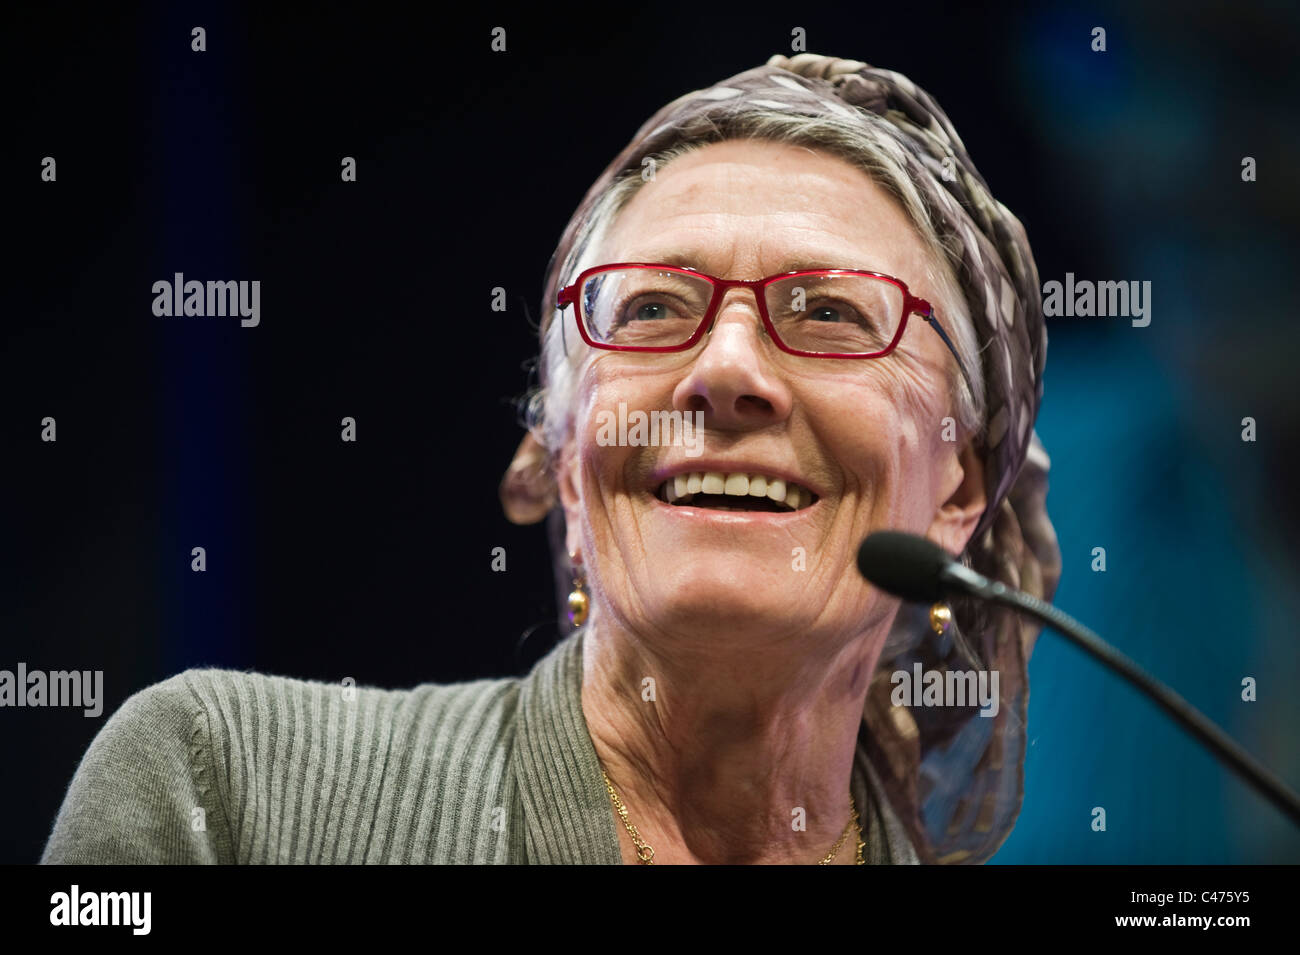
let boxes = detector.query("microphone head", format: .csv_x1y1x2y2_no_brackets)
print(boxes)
856,531,953,603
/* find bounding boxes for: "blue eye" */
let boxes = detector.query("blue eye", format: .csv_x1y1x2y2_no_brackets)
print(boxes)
810,306,845,322
809,304,874,327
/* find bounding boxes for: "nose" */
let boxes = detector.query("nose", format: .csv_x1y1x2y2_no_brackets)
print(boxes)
670,288,794,431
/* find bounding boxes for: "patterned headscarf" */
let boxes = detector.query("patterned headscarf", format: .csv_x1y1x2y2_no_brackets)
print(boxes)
502,53,1062,864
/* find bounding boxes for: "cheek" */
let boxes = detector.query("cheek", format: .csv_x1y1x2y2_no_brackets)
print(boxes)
571,361,660,494
805,367,944,509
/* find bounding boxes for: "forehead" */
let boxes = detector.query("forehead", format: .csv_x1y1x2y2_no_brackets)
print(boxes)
600,139,931,282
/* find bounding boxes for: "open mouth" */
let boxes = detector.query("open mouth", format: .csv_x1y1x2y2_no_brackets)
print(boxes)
655,471,818,513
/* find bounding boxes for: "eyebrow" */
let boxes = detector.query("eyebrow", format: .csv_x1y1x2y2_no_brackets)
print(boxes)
630,250,869,276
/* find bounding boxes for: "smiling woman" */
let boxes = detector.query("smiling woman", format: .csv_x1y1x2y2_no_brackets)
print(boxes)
503,53,1062,864
42,52,1059,867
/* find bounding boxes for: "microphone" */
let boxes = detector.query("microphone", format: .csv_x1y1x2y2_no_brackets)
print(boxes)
857,530,1300,828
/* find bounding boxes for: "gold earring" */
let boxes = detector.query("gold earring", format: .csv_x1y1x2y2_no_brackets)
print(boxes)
929,601,953,635
567,553,589,628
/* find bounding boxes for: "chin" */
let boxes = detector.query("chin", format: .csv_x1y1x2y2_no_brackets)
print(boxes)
631,582,814,641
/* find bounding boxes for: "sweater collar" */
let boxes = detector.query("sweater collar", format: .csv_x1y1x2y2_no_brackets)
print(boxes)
511,627,623,864
510,627,917,864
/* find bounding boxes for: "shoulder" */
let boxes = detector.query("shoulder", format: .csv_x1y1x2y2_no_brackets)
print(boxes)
40,670,220,863
42,666,524,864
176,666,522,765
181,667,524,863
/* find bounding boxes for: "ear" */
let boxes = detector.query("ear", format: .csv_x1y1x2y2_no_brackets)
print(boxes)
500,430,558,525
925,439,987,556
554,436,584,560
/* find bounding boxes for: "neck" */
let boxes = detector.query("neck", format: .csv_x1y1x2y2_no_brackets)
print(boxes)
580,608,886,865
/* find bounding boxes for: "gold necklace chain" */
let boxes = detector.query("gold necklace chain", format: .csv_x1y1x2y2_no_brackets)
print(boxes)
600,768,865,865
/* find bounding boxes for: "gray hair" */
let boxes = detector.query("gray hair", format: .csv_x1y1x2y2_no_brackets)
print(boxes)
524,106,987,464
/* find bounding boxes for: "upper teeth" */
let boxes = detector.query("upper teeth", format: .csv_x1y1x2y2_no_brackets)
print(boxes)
657,472,815,510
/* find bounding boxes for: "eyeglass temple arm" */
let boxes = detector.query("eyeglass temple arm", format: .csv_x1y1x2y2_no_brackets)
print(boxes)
919,307,978,412
556,287,574,353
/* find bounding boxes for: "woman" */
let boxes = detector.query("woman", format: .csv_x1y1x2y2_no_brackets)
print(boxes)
42,53,1059,865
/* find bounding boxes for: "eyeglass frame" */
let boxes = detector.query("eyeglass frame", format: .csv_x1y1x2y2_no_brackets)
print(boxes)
555,262,976,400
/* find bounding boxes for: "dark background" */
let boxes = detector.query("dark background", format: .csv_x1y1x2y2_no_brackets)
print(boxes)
4,1,1299,864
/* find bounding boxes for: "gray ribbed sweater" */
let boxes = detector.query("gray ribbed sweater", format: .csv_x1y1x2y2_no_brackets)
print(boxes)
40,628,918,864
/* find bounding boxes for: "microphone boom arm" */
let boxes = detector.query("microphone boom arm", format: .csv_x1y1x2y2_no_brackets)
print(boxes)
940,562,1300,828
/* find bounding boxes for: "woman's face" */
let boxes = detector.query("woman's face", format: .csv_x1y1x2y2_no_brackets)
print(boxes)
557,139,983,645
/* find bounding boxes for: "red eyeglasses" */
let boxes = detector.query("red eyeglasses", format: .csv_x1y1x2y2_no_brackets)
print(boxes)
556,263,974,393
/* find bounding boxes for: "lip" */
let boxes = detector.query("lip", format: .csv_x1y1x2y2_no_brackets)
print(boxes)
646,489,820,522
646,460,823,499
